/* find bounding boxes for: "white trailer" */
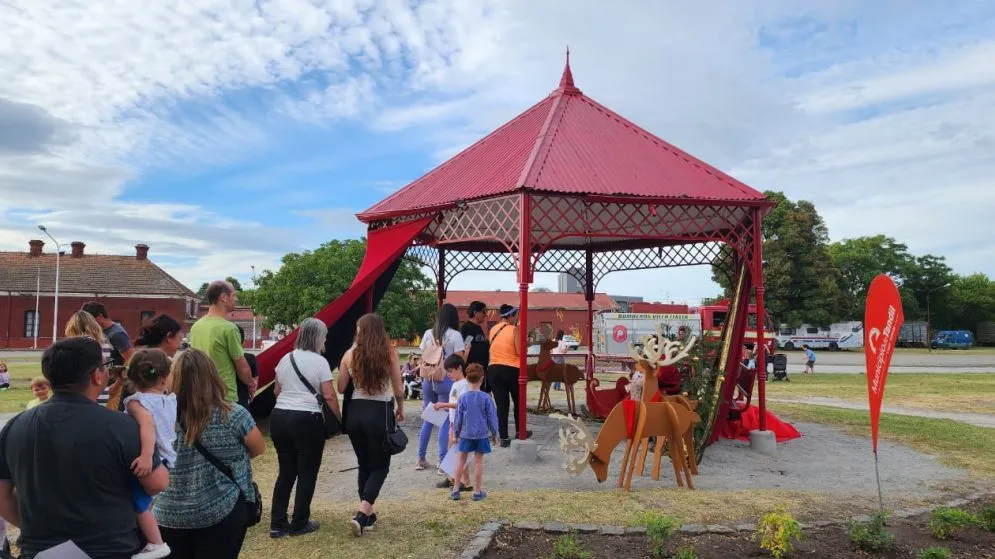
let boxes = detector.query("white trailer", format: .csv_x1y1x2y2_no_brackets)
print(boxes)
775,321,863,350
594,312,702,356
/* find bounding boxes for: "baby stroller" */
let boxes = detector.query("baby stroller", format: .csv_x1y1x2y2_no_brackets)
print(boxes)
403,371,423,400
770,353,789,381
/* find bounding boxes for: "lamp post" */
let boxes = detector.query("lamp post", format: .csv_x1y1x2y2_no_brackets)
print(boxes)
38,225,61,343
33,265,41,349
926,282,951,352
250,265,257,350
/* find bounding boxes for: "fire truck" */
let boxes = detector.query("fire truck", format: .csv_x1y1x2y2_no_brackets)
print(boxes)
594,299,775,356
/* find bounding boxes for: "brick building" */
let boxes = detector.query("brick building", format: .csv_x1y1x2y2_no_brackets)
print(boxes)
444,290,618,344
0,240,199,349
197,304,272,349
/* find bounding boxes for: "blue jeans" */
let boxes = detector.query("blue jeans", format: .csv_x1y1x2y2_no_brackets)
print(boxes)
418,377,452,462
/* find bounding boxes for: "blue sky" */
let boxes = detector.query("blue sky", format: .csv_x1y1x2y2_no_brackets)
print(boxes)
2,0,994,303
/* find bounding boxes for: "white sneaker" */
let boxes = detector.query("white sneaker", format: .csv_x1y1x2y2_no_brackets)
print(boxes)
132,542,171,559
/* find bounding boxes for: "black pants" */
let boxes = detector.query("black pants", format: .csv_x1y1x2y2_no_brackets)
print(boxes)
160,495,247,559
346,399,394,505
270,408,326,530
487,364,521,440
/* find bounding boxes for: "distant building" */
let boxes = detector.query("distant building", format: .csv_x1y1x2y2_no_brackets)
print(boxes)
557,270,583,293
609,295,644,312
445,290,618,342
0,240,199,349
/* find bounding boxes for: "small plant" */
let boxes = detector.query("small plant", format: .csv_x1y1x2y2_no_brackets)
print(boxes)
672,546,698,559
848,512,895,553
551,531,592,559
916,547,951,559
752,508,803,559
979,506,995,532
928,507,977,540
640,512,683,558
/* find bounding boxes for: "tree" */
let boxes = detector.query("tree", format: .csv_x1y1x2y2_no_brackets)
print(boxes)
196,276,248,303
252,239,435,339
712,191,848,327
944,274,995,331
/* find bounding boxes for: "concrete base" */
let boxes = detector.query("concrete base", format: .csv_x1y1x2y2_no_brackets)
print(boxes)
510,439,539,462
749,429,777,456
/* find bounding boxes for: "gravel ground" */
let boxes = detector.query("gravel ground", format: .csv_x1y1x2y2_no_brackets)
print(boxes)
311,412,972,504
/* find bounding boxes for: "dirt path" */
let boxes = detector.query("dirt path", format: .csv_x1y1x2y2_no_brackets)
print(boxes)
769,396,995,428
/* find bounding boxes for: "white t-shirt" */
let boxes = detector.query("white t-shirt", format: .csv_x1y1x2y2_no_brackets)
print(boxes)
448,379,470,424
124,392,178,467
275,349,333,413
420,327,466,358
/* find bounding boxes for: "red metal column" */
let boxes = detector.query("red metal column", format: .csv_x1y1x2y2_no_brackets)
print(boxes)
517,194,532,440
753,209,768,431
437,248,446,308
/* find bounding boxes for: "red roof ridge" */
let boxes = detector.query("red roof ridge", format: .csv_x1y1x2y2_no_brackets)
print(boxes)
557,47,581,95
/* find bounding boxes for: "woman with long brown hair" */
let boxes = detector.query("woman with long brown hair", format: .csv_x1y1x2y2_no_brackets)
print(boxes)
64,310,118,407
152,349,265,558
337,313,404,537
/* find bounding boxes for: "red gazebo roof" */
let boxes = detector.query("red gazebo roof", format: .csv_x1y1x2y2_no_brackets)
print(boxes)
359,55,766,222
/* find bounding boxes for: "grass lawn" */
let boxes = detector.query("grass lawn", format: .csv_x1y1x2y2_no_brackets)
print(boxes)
0,358,42,413
766,373,995,414
775,402,995,479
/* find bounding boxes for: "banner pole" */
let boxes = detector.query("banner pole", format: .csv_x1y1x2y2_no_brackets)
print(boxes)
873,450,884,517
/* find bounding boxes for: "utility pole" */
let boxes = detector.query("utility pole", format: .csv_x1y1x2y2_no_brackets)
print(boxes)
926,282,951,352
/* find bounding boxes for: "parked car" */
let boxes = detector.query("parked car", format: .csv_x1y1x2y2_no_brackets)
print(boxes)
562,334,580,350
930,330,975,350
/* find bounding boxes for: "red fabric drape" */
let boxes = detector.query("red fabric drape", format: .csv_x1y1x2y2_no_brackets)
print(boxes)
254,217,432,387
720,406,801,443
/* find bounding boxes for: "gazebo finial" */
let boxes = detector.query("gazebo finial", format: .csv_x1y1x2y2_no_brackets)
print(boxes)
558,46,581,94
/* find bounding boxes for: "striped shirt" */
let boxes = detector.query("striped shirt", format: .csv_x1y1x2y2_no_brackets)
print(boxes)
96,341,112,406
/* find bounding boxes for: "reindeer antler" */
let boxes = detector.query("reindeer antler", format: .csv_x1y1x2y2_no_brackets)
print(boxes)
550,413,598,474
628,332,697,367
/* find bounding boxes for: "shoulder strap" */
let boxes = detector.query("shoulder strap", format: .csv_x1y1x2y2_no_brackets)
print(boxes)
192,439,236,483
289,353,318,396
489,323,510,344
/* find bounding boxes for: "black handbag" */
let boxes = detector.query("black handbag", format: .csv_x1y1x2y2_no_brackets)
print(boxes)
382,400,408,455
290,353,342,438
192,440,262,527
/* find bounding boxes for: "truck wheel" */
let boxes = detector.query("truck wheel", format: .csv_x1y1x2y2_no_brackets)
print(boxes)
829,342,839,351
783,342,795,350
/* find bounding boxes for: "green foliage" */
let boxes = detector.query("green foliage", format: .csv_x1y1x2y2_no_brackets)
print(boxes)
252,238,435,339
640,512,682,557
980,506,995,532
928,507,977,540
676,328,724,460
848,512,895,553
672,546,698,559
752,508,803,559
550,531,592,559
916,547,951,559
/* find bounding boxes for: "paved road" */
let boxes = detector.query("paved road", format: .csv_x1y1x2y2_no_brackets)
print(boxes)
770,396,995,429
775,349,995,374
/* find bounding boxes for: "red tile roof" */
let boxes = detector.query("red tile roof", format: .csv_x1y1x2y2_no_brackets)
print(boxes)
445,290,618,311
359,58,765,221
0,250,196,297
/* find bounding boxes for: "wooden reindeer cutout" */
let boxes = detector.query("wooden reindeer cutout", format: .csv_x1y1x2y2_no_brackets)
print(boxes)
528,326,584,415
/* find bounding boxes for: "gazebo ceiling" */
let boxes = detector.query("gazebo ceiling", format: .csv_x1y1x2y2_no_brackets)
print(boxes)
358,54,767,224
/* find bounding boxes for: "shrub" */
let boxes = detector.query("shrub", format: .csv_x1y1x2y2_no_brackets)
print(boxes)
672,546,698,559
848,512,895,553
752,508,803,559
928,507,977,540
640,512,683,558
551,531,592,559
916,548,951,559
979,506,995,532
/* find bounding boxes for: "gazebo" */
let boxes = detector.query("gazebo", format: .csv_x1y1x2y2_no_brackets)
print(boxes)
255,54,774,445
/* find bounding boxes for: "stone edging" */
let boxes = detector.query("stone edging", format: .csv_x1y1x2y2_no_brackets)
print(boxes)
458,492,992,559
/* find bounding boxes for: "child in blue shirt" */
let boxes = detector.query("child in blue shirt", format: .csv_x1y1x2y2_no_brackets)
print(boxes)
450,366,499,502
803,344,816,375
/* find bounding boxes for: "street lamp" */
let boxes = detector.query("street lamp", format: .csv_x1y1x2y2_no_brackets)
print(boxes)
250,265,257,350
926,282,951,352
38,225,61,343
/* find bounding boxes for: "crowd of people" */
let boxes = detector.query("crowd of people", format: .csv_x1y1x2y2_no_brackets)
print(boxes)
0,284,539,558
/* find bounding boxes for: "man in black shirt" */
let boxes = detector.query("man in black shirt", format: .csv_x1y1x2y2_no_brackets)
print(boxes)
0,338,169,559
460,301,491,392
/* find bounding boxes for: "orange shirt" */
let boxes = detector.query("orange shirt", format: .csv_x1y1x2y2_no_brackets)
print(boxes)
488,322,519,368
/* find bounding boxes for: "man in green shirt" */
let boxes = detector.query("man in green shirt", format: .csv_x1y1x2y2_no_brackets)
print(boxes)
190,280,255,402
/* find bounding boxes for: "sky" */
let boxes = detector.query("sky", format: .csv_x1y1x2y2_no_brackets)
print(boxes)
2,0,994,304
